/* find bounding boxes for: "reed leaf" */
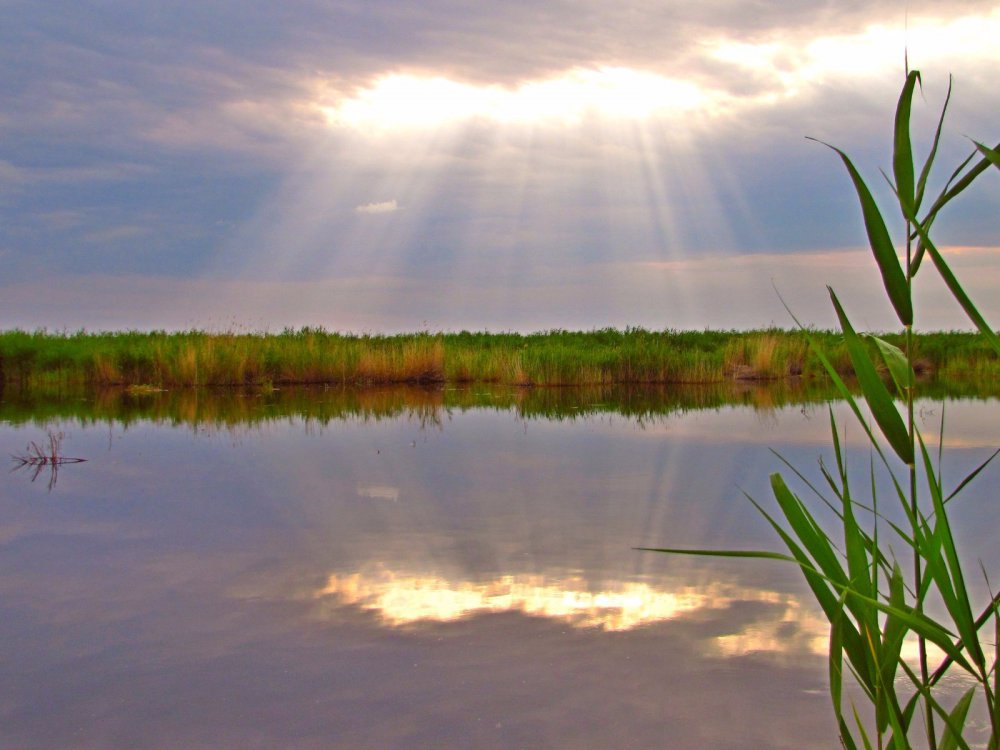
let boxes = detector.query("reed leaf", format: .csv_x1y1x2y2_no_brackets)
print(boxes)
885,696,921,750
813,454,894,583
919,433,986,673
748,491,870,673
770,473,849,589
945,448,1000,505
898,661,976,750
771,448,840,517
914,76,952,219
853,705,875,750
830,407,847,481
838,715,861,750
831,593,866,750
910,142,998,275
873,565,910,739
881,694,908,748
831,592,847,715
973,141,1000,170
841,475,874,608
905,211,1000,357
809,140,912,326
879,564,909,694
939,688,976,750
926,590,1000,692
634,546,794,562
929,143,998,217
777,295,896,472
884,518,918,554
819,460,849,512
927,691,975,750
869,336,913,399
829,289,913,465
867,457,879,598
857,596,973,676
764,478,884,684
893,70,920,213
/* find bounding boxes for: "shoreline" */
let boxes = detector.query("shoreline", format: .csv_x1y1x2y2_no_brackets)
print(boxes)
2,327,997,389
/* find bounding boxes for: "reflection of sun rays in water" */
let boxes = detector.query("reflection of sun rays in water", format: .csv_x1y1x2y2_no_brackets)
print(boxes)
199,67,755,331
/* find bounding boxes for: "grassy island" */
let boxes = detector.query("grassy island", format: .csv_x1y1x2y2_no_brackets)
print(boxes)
1,327,997,390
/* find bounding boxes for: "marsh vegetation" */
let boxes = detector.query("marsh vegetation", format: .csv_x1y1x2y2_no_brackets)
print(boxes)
1,327,997,390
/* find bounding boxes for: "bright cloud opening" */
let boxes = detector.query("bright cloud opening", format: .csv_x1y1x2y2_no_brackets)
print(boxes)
319,9,1000,137
711,10,1000,94
322,67,712,131
355,199,399,215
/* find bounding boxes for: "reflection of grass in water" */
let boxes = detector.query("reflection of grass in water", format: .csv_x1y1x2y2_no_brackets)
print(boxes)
0,379,996,432
2,327,998,389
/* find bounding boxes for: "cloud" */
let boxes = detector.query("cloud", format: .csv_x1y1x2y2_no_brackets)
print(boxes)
356,484,400,501
271,0,998,86
322,69,714,136
82,224,151,244
0,159,22,184
0,159,151,187
1,1,997,328
8,2,999,161
315,10,1000,139
355,199,399,215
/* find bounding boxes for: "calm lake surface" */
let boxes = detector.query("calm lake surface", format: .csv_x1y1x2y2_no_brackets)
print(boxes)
2,386,997,749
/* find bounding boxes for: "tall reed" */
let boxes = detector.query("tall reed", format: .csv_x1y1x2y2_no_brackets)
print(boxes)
644,72,1000,748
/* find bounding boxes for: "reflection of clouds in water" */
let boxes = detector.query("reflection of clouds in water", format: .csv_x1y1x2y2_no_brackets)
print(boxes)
356,483,400,501
4,397,992,749
314,566,828,655
711,602,827,659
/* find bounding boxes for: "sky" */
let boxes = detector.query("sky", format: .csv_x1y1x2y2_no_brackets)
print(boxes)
1,0,998,333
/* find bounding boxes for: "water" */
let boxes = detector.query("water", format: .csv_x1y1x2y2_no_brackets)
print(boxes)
2,387,997,748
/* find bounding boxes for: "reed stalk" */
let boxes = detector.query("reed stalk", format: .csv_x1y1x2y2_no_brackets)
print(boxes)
643,71,1000,748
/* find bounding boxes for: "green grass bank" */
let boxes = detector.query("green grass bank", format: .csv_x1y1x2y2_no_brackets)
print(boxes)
1,327,997,390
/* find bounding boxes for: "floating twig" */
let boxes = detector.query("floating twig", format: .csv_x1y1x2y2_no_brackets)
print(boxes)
10,431,86,490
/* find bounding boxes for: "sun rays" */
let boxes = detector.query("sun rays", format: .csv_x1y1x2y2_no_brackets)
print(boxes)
239,71,746,329
321,67,714,133
185,7,1000,334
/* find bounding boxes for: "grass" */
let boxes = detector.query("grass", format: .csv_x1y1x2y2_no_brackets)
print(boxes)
1,326,997,391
